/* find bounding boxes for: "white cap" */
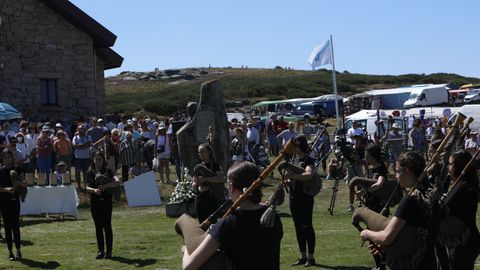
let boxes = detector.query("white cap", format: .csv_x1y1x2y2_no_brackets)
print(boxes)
158,122,166,129
55,123,63,128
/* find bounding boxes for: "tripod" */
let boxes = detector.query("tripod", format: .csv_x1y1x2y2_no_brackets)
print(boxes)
324,144,360,215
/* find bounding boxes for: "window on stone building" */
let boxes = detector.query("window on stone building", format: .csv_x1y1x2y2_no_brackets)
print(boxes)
40,79,58,105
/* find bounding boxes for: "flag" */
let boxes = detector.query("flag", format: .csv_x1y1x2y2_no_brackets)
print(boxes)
307,40,332,68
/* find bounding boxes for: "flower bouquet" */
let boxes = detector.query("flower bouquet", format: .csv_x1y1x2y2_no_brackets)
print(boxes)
165,168,197,218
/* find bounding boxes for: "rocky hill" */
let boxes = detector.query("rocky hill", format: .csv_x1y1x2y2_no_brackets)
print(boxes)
105,67,480,117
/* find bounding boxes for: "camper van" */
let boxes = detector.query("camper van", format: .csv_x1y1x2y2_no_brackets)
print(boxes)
403,85,449,108
344,110,405,140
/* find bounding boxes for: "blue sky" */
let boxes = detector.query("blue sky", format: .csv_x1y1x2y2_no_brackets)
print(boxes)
71,0,479,78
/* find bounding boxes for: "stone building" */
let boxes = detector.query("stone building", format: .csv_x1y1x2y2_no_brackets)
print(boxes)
0,0,123,121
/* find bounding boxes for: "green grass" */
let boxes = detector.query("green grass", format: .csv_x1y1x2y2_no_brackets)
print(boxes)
1,175,478,269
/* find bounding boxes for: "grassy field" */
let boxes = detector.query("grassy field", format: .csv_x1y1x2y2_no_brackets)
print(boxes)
0,174,478,269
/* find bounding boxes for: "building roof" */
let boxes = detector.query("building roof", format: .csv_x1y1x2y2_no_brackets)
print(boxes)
39,0,123,69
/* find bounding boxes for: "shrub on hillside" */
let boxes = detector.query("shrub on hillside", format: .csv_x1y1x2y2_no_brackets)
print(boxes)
143,100,179,115
109,102,142,114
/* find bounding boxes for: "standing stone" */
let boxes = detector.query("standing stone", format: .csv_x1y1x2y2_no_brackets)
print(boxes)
177,80,230,175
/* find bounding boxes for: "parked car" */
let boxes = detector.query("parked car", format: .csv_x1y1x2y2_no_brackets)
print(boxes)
463,89,480,104
289,101,326,123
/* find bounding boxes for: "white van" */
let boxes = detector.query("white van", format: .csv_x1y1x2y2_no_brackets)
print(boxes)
403,85,449,108
344,110,405,140
463,89,480,104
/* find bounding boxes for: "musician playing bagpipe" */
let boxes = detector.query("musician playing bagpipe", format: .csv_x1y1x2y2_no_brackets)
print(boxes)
348,145,400,270
0,149,27,261
359,152,438,270
436,150,480,270
86,151,121,260
279,135,319,267
182,161,283,270
348,145,395,213
192,143,226,224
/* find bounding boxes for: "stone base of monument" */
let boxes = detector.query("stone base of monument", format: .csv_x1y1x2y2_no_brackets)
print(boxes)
166,200,197,218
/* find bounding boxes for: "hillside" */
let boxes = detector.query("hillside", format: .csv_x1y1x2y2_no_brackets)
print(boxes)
105,67,480,116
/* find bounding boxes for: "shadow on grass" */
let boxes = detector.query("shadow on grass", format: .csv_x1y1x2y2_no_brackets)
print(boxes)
18,258,60,269
111,256,157,267
0,238,34,246
315,264,370,270
20,217,88,227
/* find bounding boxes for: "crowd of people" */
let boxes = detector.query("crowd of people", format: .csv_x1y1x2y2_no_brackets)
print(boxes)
0,114,180,260
0,110,478,269
0,115,182,188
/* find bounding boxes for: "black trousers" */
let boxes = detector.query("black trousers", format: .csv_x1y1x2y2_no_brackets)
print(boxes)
0,198,21,251
195,191,220,224
91,201,113,253
452,245,480,270
289,194,315,254
437,243,480,270
121,165,129,182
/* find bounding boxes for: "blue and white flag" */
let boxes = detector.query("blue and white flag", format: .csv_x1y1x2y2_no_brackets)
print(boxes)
307,40,332,68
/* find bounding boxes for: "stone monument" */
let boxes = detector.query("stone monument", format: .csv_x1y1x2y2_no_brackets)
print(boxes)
177,80,230,175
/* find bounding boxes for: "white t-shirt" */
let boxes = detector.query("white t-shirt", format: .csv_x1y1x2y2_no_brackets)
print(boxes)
156,135,171,155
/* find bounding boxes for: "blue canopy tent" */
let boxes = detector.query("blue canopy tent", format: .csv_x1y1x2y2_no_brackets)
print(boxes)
0,102,22,121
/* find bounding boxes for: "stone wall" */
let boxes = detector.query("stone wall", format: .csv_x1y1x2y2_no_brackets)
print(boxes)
0,0,104,121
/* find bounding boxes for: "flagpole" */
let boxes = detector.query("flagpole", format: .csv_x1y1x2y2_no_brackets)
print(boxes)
330,35,340,129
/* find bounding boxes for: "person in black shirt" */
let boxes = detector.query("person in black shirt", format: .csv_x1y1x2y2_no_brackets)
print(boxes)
284,135,317,267
182,161,283,270
349,145,393,270
86,151,121,260
437,150,480,270
0,149,27,261
349,145,399,213
192,143,226,223
360,152,437,270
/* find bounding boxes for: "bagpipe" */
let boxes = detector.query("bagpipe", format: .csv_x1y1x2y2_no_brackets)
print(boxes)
349,176,403,214
9,170,27,202
262,127,326,221
351,112,468,268
455,116,474,151
95,174,121,201
192,163,225,203
174,139,298,269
